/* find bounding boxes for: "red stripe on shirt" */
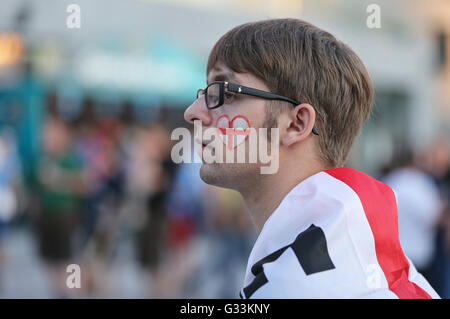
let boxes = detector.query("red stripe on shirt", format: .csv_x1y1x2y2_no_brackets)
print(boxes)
325,167,431,299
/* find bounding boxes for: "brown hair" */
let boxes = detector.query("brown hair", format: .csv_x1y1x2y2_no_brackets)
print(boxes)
207,18,373,167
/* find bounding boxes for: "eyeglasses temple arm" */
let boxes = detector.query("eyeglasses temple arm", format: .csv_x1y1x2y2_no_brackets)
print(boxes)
227,82,297,104
227,82,319,135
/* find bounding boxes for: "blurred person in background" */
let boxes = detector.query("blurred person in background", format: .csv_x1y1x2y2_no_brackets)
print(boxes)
421,138,450,298
161,142,209,298
383,145,444,290
72,100,125,297
0,126,23,292
34,104,85,298
122,114,177,298
201,186,254,298
71,98,101,252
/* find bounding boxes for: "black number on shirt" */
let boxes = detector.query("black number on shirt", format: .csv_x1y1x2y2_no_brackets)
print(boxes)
241,224,335,298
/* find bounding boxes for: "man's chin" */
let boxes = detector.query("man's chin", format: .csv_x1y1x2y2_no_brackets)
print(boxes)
199,162,260,190
199,162,226,187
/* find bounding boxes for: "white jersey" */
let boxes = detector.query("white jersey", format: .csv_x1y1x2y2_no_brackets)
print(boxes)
239,167,440,299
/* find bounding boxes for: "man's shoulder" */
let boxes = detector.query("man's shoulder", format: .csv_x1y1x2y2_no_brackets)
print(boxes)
324,167,390,192
282,167,396,220
291,167,393,200
319,167,398,218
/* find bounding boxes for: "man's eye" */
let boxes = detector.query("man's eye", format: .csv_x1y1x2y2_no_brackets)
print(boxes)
224,92,236,103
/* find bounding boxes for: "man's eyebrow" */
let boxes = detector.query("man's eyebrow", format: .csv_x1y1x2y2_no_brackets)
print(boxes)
207,72,238,85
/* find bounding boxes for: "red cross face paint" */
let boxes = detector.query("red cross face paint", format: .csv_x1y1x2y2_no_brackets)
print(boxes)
216,115,251,150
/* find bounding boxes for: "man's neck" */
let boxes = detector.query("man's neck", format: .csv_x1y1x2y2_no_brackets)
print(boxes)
240,162,326,233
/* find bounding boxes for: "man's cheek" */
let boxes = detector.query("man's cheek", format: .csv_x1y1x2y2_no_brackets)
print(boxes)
215,114,251,150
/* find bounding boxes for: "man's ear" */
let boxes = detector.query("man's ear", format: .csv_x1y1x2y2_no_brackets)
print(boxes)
280,103,317,147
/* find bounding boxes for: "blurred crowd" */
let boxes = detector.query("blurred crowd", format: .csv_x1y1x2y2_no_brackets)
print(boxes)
0,94,256,298
0,93,449,298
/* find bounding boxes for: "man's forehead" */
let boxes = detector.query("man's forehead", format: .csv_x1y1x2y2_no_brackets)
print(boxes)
207,64,240,85
206,63,268,92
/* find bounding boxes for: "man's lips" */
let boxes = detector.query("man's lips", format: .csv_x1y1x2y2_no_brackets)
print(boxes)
194,138,211,150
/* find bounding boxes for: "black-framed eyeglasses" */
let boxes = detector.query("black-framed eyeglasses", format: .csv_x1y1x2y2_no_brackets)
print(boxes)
197,81,319,135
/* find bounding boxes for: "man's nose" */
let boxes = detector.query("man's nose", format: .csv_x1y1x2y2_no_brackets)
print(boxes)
184,96,213,126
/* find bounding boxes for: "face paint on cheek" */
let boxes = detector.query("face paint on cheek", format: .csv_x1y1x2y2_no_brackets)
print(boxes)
215,115,251,150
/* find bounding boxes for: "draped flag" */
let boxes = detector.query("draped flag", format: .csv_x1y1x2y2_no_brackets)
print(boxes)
240,167,440,299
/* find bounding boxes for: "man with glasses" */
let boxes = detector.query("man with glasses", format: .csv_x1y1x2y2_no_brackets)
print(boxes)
184,19,439,298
